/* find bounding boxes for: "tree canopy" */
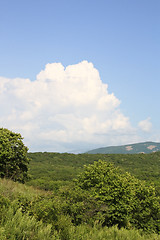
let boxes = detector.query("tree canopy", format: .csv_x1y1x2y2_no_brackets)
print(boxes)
75,160,160,232
0,128,30,183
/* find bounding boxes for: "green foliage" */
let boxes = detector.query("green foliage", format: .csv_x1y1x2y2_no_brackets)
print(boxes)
0,207,57,240
0,128,30,183
1,178,160,239
68,224,160,240
31,196,58,224
0,194,10,222
27,151,160,192
1,148,160,238
58,185,108,226
0,194,10,209
76,160,160,232
26,151,160,233
0,179,59,239
54,215,73,240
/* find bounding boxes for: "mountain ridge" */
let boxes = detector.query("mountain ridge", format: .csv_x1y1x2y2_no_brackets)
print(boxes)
86,141,160,154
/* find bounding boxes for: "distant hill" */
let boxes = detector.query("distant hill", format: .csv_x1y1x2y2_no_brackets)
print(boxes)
86,141,160,154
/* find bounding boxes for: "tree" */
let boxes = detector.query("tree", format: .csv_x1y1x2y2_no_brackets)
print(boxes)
76,160,160,232
0,128,30,183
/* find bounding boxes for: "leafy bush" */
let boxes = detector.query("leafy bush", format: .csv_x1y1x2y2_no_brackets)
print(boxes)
31,196,58,224
58,185,109,226
76,160,160,232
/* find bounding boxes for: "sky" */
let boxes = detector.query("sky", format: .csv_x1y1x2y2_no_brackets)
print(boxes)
0,0,160,152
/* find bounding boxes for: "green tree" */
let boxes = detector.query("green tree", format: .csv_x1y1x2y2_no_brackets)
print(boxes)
76,160,160,232
0,128,30,183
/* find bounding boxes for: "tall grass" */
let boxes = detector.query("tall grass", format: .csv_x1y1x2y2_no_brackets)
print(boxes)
68,224,160,240
0,178,49,200
0,207,59,240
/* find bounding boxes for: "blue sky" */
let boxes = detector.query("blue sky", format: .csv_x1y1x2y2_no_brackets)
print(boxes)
0,0,160,152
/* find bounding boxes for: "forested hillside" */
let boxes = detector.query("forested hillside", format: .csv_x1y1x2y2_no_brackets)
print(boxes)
27,151,160,192
86,141,160,154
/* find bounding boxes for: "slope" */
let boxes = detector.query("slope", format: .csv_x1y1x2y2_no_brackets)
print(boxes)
86,141,160,154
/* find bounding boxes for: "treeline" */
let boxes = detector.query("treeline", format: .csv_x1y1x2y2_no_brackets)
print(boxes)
27,151,160,192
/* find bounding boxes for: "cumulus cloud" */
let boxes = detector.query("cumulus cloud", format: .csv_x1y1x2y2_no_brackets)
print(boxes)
0,61,138,152
138,118,152,132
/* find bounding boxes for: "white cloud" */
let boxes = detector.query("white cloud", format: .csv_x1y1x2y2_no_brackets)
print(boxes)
138,118,152,132
0,61,141,152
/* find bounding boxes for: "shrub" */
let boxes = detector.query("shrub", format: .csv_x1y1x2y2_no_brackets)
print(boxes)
76,160,160,232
